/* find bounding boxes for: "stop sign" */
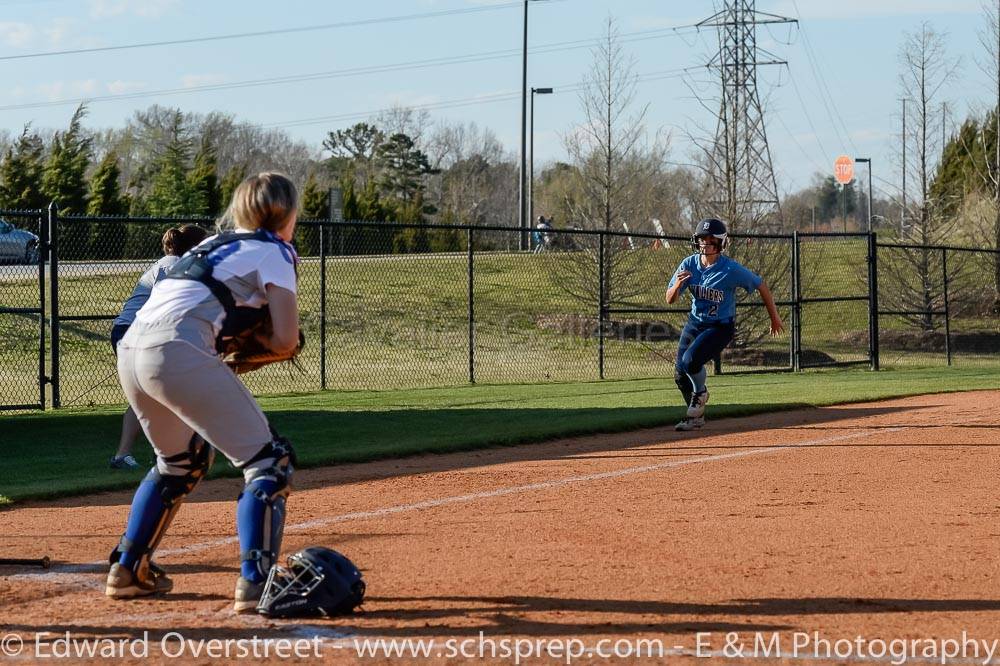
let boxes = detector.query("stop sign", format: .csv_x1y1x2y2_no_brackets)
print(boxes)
834,155,854,185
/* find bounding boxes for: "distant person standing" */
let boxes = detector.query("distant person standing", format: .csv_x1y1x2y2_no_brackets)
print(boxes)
534,215,553,253
108,224,209,469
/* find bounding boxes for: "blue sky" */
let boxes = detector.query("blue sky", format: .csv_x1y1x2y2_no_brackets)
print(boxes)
0,0,990,198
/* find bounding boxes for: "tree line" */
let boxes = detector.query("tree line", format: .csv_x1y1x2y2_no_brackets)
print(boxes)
1,8,998,329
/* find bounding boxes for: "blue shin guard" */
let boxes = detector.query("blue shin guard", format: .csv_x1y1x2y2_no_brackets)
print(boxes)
236,437,295,583
113,437,214,578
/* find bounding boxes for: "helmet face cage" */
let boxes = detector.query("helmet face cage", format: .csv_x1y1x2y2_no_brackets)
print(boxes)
257,551,326,613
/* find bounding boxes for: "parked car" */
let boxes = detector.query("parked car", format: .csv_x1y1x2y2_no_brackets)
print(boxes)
0,218,39,264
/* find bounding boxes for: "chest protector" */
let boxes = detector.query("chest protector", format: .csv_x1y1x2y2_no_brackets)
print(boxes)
163,228,290,352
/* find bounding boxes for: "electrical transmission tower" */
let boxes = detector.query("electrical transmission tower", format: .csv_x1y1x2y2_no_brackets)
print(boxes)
697,1,795,231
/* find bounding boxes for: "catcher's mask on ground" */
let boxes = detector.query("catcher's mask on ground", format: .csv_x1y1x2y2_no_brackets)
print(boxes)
690,218,729,254
257,546,366,618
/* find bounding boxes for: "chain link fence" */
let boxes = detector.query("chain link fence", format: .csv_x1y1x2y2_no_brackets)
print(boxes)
876,241,1000,368
2,209,998,411
796,233,872,369
0,209,44,411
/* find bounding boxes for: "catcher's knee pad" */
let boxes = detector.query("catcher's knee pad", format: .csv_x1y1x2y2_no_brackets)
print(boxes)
674,368,693,405
112,436,215,575
237,435,295,582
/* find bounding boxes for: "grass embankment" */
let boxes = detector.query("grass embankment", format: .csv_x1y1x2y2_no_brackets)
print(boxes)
3,243,995,408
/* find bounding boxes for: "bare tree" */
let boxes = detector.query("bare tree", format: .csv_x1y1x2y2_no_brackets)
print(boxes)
958,0,1000,311
555,16,671,308
564,17,669,235
425,120,517,246
882,23,961,331
94,106,316,202
373,103,433,147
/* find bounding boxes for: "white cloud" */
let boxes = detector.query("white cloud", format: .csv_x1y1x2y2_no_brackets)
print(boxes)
380,92,443,108
850,128,889,143
36,79,99,101
106,80,147,95
774,0,981,20
0,22,35,48
42,17,76,47
180,74,225,89
88,0,179,19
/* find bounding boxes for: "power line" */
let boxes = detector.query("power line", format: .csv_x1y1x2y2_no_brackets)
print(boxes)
0,2,529,62
0,25,702,114
269,68,691,129
771,108,827,175
785,64,832,160
790,0,859,156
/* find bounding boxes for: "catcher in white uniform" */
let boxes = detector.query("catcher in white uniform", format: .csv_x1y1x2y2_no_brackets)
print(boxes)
107,172,301,614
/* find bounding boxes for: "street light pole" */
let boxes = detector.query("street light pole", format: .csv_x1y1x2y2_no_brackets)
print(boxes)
518,0,529,251
855,157,873,232
530,87,553,232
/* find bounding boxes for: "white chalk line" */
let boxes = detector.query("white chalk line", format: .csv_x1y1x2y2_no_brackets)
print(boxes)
20,422,990,666
7,425,903,586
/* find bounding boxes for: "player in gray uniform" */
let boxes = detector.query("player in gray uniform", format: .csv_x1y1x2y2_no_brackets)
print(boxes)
109,225,208,469
106,173,301,614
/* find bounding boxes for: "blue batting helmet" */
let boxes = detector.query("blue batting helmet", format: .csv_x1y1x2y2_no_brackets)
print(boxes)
691,218,729,252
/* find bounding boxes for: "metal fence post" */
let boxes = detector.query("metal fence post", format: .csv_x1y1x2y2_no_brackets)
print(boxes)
791,231,801,371
37,209,47,409
319,222,327,390
598,231,605,380
942,247,951,366
867,231,880,371
48,202,60,407
468,227,475,384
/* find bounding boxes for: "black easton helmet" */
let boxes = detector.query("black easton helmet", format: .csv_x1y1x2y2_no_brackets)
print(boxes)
257,547,366,618
691,218,729,252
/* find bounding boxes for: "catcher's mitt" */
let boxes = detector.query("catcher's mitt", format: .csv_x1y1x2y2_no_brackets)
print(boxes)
219,313,305,374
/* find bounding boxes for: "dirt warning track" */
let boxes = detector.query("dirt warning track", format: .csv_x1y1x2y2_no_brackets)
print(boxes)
2,391,1000,664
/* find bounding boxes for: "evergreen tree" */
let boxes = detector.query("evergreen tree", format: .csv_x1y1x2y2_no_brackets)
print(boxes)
391,194,430,253
323,122,384,186
301,172,329,218
0,125,46,210
124,111,193,258
87,151,128,259
145,110,195,217
341,175,359,220
43,105,91,214
815,175,858,227
44,105,93,258
187,138,221,216
375,132,434,205
930,118,984,218
297,172,326,256
88,151,126,216
219,164,247,211
357,177,386,220
355,175,394,253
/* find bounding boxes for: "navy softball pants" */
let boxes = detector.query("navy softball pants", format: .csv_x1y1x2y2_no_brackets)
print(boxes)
675,319,735,392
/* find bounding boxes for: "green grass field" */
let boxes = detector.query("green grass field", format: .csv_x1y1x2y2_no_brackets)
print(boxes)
3,365,998,505
3,242,997,409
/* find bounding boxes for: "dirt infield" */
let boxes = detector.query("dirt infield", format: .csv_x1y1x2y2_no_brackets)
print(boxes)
2,391,1000,664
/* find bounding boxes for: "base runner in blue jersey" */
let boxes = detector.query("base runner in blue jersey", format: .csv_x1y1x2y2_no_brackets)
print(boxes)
666,218,785,431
